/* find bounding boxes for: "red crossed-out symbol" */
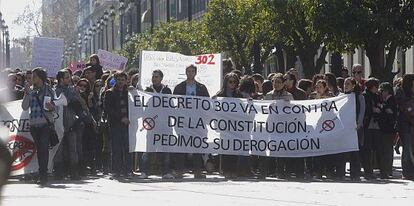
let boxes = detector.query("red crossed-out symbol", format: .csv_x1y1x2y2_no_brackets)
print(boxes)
320,117,338,133
141,115,158,131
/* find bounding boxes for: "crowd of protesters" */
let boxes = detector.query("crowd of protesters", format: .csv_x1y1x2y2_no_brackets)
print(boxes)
1,54,414,186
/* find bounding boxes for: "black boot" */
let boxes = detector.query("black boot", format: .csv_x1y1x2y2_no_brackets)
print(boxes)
53,162,64,180
71,164,81,181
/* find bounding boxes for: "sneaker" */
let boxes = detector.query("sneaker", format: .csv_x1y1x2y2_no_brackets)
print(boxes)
162,173,175,179
138,172,148,179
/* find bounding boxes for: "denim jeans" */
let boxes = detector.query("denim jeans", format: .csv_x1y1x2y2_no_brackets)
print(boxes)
30,125,50,178
110,126,132,175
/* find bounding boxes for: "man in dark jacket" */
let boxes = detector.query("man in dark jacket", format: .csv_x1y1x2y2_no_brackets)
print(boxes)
173,65,209,179
104,72,131,178
139,70,174,179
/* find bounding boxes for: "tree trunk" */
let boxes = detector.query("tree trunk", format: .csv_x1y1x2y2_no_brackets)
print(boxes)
299,52,316,79
365,41,397,82
330,52,343,77
275,44,285,72
252,41,263,74
284,46,296,71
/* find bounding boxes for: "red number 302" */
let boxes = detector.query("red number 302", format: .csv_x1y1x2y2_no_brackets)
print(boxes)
195,54,215,65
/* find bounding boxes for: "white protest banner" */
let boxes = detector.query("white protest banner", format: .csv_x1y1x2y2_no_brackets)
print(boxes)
0,100,64,176
129,91,358,157
32,37,64,77
97,49,128,70
140,50,222,96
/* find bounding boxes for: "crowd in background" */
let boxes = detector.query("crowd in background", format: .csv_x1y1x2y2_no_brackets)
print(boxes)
1,54,414,186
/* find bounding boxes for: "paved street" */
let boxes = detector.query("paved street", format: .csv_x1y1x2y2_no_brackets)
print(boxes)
2,155,414,206
2,173,414,206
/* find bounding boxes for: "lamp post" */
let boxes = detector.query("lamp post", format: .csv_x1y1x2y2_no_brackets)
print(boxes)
92,24,97,53
100,16,105,51
97,21,101,50
78,33,82,61
110,5,116,51
119,0,126,49
0,13,3,69
135,0,141,33
87,28,92,55
5,29,9,68
104,10,109,51
84,34,88,58
3,25,7,68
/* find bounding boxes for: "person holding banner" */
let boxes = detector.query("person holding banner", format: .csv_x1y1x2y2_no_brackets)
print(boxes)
21,68,56,186
343,77,365,181
173,65,210,179
284,73,307,179
213,73,243,179
139,70,175,179
104,72,132,179
262,73,293,179
311,79,334,179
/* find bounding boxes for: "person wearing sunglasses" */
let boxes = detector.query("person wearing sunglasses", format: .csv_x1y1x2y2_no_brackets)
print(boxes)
213,73,243,179
352,64,366,91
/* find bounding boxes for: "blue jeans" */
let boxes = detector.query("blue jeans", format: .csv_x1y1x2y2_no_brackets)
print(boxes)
400,130,414,177
30,125,50,178
110,126,131,175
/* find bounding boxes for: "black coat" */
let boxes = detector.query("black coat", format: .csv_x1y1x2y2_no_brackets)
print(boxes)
378,96,397,134
173,81,210,97
363,90,381,128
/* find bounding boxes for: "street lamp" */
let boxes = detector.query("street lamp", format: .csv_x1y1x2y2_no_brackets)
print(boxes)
110,5,116,51
100,16,105,51
119,0,126,49
92,24,97,53
84,34,88,58
0,12,3,69
104,10,109,51
3,25,7,68
97,21,101,50
5,28,10,68
78,33,82,60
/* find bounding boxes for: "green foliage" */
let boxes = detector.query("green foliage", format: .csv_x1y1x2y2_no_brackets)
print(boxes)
119,20,218,70
204,0,277,73
265,0,328,78
306,0,414,81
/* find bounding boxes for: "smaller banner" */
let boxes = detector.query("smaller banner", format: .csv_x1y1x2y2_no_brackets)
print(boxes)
69,61,86,73
140,50,222,96
129,91,359,157
97,49,128,70
31,37,65,77
0,100,64,176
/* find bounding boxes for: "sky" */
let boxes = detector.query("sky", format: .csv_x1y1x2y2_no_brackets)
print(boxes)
0,0,42,40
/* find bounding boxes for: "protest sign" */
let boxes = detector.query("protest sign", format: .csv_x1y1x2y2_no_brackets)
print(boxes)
69,61,86,72
97,49,128,70
31,37,64,77
129,91,358,157
0,100,64,176
140,51,222,96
